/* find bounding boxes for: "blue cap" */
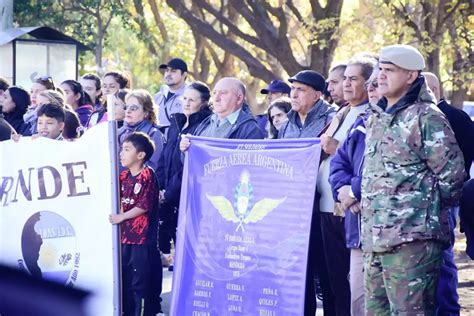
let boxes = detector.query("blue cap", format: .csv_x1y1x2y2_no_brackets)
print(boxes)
288,70,326,92
260,80,291,95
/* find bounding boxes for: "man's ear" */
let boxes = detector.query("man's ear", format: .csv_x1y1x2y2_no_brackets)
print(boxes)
407,71,419,85
314,90,323,102
59,122,65,131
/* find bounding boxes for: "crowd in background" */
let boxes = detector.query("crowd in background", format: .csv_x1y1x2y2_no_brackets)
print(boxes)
1,43,473,316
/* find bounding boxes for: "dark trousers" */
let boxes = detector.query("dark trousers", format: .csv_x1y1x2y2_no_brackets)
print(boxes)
122,244,163,316
320,212,351,316
436,208,460,315
305,210,336,316
159,204,178,254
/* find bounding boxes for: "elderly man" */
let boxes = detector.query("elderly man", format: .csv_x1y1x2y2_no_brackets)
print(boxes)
327,64,347,107
154,58,188,136
277,70,336,315
362,45,466,315
180,77,264,150
279,70,336,138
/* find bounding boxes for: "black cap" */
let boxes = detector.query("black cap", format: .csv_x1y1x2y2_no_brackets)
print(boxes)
260,80,291,95
159,58,188,72
288,70,326,92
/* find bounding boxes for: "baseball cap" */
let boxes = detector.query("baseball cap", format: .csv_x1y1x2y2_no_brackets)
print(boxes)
260,80,291,95
159,58,188,72
379,44,425,71
288,70,326,92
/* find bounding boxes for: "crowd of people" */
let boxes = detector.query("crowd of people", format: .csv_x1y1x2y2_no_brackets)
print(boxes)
1,44,473,316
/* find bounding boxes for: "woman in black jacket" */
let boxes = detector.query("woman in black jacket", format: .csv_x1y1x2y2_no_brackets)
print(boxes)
157,82,212,267
0,86,32,136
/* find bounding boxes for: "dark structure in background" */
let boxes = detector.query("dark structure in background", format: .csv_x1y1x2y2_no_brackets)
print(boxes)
0,265,89,316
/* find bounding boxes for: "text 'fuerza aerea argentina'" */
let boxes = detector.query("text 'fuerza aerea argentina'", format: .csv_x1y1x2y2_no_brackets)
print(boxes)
203,153,294,179
0,161,91,207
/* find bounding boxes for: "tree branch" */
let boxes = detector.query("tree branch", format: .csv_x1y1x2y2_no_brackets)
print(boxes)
166,0,276,82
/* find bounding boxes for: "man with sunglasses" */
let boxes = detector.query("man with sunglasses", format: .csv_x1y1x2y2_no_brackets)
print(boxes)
360,45,466,315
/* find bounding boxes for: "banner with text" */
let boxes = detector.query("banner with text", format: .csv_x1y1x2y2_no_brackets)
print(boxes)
171,137,321,316
0,124,117,315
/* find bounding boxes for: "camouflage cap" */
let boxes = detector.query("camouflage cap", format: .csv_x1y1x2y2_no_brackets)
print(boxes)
379,44,425,71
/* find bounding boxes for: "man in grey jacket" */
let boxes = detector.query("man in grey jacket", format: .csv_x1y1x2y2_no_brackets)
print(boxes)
278,70,336,139
278,70,336,316
154,58,188,137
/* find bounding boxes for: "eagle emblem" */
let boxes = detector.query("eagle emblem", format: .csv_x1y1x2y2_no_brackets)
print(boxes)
206,171,286,232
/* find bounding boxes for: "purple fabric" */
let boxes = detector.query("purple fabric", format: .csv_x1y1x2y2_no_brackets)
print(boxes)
75,105,94,127
170,137,321,315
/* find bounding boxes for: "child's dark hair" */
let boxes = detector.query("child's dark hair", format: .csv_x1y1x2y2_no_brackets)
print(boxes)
37,103,66,123
61,80,86,107
64,109,82,139
123,132,155,162
104,71,130,89
116,89,130,103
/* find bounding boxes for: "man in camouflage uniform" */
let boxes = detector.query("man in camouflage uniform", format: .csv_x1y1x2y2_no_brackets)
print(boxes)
361,44,466,315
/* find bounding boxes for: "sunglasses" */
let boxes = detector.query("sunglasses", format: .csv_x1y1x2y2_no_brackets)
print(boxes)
364,80,378,90
36,75,55,89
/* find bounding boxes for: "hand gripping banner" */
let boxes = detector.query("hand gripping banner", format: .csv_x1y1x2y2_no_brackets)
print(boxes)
171,137,321,316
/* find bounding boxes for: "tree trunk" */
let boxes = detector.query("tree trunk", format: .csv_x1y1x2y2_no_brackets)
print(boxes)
0,0,13,31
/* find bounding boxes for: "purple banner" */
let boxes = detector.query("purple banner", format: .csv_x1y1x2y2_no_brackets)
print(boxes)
170,137,321,316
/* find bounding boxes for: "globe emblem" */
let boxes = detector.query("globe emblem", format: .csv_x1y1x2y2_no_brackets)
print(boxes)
21,211,77,285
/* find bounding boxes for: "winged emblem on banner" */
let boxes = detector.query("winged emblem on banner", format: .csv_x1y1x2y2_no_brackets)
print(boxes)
206,171,286,232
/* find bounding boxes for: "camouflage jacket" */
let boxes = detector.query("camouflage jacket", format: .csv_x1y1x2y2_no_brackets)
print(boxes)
361,76,466,253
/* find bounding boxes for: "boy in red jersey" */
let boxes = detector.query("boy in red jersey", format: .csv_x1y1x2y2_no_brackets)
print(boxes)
109,132,162,315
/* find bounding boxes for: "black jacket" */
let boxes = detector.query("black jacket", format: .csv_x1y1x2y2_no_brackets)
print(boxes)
438,99,474,176
157,107,212,208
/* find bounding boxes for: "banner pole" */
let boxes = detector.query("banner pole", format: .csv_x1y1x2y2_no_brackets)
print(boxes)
107,92,121,316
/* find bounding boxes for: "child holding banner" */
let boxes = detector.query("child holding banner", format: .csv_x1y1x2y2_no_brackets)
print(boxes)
109,132,163,316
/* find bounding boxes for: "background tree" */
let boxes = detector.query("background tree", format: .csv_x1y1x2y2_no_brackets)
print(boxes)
163,0,344,83
374,0,472,107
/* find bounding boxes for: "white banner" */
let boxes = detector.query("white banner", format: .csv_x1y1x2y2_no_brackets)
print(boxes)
0,124,118,315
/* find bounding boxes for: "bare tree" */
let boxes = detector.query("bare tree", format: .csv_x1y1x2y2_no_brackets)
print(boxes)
385,0,472,106
164,0,344,82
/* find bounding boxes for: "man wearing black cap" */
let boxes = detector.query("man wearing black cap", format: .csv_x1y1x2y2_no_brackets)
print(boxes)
278,70,336,316
154,58,188,137
261,79,291,106
254,80,292,134
279,70,336,138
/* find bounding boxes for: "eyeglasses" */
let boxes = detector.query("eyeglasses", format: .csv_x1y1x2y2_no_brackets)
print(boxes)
125,104,142,112
364,80,378,90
